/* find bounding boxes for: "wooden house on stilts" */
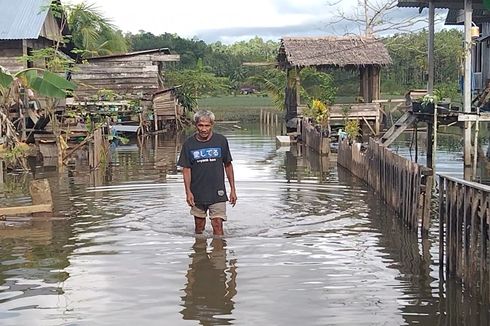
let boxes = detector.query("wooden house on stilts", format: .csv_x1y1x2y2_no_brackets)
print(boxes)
0,0,68,73
70,48,182,132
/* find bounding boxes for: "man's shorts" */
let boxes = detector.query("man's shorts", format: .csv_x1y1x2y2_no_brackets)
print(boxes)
191,202,227,220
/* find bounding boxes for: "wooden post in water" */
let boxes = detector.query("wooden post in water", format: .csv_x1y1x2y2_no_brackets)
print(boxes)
0,160,3,184
260,109,263,124
473,108,480,180
463,0,473,173
427,122,434,170
30,179,53,208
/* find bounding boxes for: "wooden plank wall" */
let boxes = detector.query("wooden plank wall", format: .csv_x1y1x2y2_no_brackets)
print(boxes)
153,91,177,119
0,40,24,72
72,55,162,101
438,174,490,291
338,138,432,234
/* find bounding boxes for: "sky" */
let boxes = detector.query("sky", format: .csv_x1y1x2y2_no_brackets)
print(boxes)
67,0,447,44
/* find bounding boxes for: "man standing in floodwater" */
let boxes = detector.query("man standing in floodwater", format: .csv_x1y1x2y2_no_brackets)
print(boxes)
178,109,237,236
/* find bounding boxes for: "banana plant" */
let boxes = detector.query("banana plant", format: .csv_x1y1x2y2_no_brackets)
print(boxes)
0,66,76,169
0,67,76,99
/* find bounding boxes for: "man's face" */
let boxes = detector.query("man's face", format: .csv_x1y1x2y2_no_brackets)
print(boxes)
196,118,213,140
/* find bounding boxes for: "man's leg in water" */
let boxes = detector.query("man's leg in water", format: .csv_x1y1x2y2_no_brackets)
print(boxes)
211,218,224,236
191,205,208,234
194,216,206,234
209,202,227,236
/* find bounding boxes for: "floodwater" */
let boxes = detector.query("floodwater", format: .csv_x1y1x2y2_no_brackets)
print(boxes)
0,123,489,325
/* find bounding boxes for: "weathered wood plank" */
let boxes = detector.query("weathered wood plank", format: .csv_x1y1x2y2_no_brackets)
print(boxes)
0,204,52,215
73,71,158,79
88,54,180,63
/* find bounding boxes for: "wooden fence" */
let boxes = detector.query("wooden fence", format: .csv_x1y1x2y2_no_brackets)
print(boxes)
438,174,490,291
259,109,280,126
300,119,329,156
338,138,432,233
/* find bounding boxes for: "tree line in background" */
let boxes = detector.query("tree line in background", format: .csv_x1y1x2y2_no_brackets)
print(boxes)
122,29,464,104
49,2,464,106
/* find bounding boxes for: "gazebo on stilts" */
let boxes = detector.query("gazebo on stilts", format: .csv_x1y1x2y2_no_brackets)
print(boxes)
277,36,392,143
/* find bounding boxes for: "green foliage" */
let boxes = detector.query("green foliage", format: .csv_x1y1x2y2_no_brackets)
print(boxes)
3,144,30,168
0,66,13,88
303,99,329,127
382,29,463,94
66,2,128,58
97,89,117,101
0,68,76,99
250,67,337,111
434,82,460,101
165,63,230,98
173,87,197,112
300,68,337,104
126,31,207,68
249,68,286,110
345,119,360,141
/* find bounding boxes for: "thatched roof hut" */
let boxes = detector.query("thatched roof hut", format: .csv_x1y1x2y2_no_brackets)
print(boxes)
278,36,392,124
278,36,392,70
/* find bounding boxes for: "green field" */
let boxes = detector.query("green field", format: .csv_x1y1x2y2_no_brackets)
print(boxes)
197,95,276,121
197,93,407,122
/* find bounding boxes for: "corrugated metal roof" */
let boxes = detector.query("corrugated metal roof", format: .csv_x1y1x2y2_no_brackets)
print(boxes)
446,8,490,25
87,48,172,60
398,0,485,9
0,0,53,40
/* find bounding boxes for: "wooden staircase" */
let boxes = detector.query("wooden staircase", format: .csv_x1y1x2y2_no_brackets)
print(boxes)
380,112,417,146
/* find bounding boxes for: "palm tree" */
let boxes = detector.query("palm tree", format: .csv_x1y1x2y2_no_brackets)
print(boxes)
67,2,128,58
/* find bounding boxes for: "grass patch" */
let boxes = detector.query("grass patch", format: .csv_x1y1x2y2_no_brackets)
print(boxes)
197,95,277,122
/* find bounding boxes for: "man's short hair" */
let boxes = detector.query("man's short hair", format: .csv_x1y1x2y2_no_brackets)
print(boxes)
193,109,215,124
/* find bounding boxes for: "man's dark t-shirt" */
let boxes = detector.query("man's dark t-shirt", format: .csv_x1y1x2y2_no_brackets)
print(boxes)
178,133,232,205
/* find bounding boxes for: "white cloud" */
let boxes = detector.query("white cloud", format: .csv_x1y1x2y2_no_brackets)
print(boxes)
67,0,339,42
66,0,449,43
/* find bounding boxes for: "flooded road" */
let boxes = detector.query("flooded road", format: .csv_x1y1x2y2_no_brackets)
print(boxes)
0,124,489,325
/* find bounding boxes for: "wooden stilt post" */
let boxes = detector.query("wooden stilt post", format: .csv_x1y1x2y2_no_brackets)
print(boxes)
473,108,480,180
427,122,434,170
415,123,418,163
463,0,473,175
429,0,437,178
0,179,54,216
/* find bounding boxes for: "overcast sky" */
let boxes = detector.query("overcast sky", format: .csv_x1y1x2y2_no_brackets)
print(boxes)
67,0,448,44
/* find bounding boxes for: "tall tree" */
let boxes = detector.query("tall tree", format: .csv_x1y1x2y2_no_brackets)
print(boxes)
66,2,128,58
328,0,430,36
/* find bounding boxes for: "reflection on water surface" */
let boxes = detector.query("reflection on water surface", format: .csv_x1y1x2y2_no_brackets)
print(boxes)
0,124,489,325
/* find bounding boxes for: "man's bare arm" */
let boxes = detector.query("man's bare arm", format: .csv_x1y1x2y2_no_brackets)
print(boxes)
182,167,195,207
224,162,237,206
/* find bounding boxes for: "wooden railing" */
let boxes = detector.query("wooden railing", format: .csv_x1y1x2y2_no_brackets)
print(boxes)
438,174,490,289
338,138,432,233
